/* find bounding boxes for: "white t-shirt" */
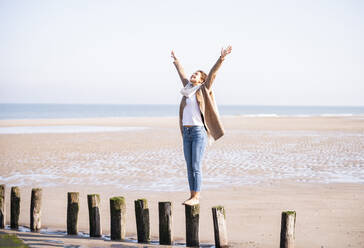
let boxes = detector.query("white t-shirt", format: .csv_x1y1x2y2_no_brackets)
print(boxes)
182,93,204,126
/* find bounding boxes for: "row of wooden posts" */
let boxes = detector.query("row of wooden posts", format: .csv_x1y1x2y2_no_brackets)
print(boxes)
0,185,297,248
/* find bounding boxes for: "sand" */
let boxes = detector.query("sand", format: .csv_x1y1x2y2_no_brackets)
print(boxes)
0,116,364,248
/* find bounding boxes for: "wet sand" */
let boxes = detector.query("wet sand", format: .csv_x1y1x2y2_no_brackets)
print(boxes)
0,116,364,247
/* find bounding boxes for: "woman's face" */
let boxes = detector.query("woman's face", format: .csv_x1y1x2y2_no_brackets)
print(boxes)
190,71,202,85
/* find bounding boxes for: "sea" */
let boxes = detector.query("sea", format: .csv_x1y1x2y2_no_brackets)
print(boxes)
1,103,364,189
1,103,364,120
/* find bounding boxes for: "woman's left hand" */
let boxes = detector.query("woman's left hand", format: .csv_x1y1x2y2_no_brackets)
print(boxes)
221,45,232,59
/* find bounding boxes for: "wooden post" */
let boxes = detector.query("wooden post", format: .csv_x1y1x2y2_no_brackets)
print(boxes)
110,196,126,241
159,201,173,245
67,192,79,235
30,188,42,232
212,205,229,248
87,194,101,237
280,210,296,248
0,184,5,229
134,198,150,243
11,186,21,230
185,204,200,247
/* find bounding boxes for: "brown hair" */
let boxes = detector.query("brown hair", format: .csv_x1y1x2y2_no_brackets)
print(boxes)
196,70,207,83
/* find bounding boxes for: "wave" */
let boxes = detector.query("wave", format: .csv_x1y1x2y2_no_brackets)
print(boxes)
231,113,364,118
0,125,149,134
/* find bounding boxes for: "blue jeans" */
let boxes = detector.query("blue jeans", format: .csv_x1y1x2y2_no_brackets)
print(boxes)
182,126,208,192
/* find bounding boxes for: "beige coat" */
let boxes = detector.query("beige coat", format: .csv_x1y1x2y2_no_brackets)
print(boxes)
173,56,226,145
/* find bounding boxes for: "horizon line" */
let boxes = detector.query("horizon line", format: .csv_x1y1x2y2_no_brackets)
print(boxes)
1,103,364,108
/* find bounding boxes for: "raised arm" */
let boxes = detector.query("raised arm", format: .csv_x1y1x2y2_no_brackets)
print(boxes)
204,45,232,90
171,50,189,86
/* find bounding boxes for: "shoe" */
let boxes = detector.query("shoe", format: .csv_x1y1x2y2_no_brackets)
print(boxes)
184,198,199,206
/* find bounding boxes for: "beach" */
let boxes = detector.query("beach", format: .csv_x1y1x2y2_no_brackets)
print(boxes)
1,116,364,247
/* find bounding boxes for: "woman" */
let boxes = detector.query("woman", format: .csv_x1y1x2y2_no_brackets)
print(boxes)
171,45,232,205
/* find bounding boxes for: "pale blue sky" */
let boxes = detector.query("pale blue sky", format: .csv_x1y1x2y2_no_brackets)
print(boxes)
0,0,363,106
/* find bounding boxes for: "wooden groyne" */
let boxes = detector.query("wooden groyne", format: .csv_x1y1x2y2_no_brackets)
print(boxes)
0,184,297,247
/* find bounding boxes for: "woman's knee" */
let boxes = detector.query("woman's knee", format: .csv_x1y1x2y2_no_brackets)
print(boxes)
191,164,202,174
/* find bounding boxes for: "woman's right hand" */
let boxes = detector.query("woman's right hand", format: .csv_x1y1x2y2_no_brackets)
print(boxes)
171,50,177,61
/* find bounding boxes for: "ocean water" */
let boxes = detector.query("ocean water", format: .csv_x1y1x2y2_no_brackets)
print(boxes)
0,103,364,120
1,103,363,190
0,126,149,134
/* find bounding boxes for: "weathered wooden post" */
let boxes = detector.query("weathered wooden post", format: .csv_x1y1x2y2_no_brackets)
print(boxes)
67,192,79,235
185,204,200,247
159,201,173,245
280,210,296,248
110,196,126,241
87,194,101,237
0,184,5,229
30,188,42,232
212,205,229,248
134,198,150,243
11,186,21,230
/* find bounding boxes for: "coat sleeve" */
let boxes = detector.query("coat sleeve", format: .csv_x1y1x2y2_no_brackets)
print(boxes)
173,59,189,86
204,56,225,90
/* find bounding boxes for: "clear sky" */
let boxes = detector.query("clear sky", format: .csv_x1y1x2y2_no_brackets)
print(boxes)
0,0,363,106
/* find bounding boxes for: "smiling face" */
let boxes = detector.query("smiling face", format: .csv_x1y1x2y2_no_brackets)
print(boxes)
190,71,203,85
